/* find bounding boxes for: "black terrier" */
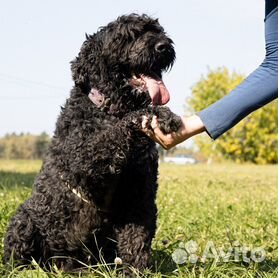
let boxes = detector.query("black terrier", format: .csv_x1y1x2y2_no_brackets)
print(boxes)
4,14,181,273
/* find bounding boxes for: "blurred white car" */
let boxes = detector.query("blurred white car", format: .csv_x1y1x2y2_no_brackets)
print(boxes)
164,155,196,165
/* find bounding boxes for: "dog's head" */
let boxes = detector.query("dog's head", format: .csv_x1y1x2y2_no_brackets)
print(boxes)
71,14,175,113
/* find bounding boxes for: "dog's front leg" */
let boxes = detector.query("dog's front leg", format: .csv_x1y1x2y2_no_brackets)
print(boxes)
65,118,142,179
115,223,153,273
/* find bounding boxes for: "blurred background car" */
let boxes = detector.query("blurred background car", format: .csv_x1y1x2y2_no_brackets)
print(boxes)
164,155,197,165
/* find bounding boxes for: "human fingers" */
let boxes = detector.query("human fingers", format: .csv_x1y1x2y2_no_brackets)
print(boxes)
142,115,148,130
141,116,172,149
150,116,159,130
148,116,172,148
141,116,156,138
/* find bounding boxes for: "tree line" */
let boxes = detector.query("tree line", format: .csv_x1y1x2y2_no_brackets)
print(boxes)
0,132,50,159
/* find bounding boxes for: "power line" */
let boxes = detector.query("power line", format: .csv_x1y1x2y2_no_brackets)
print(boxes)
0,95,67,100
0,72,70,92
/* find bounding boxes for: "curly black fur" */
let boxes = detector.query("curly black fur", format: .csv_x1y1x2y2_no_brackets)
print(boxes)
4,14,181,273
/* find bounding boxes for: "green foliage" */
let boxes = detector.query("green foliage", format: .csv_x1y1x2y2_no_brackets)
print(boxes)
0,133,50,160
188,67,278,164
0,160,277,277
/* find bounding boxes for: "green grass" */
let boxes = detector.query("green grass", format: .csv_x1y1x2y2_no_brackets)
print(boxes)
0,160,277,277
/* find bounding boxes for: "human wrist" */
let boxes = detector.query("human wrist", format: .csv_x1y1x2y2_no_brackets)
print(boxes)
180,115,205,139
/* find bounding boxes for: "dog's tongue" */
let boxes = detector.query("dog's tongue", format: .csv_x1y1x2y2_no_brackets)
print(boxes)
140,75,170,105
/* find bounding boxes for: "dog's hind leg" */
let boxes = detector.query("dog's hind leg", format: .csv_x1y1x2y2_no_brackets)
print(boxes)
4,206,42,266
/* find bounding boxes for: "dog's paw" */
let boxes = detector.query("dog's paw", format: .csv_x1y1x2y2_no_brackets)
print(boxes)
151,106,182,134
122,109,148,130
123,106,182,135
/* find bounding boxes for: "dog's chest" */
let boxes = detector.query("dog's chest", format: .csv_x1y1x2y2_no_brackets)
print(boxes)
118,143,158,190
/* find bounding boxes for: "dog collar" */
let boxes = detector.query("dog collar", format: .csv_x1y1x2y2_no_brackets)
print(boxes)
88,88,105,107
60,174,90,204
60,174,112,214
65,181,111,214
67,183,90,204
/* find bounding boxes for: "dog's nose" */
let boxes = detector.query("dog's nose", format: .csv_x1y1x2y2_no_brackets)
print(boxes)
155,42,168,53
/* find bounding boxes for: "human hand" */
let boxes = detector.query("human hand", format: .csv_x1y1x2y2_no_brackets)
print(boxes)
142,114,206,150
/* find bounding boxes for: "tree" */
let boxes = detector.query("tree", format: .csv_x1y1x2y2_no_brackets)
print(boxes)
188,67,278,164
35,132,50,159
0,132,50,159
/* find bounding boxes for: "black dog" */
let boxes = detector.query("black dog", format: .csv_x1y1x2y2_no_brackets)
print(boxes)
4,14,181,273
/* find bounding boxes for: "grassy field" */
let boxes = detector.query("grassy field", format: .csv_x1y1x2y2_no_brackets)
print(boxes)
0,160,277,277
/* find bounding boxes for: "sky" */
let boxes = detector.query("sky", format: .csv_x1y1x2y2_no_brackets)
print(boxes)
0,0,265,136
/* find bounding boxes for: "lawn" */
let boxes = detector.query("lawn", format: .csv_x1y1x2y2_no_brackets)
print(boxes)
0,160,277,277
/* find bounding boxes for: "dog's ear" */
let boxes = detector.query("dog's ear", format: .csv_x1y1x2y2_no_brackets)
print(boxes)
70,56,88,88
70,34,99,90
